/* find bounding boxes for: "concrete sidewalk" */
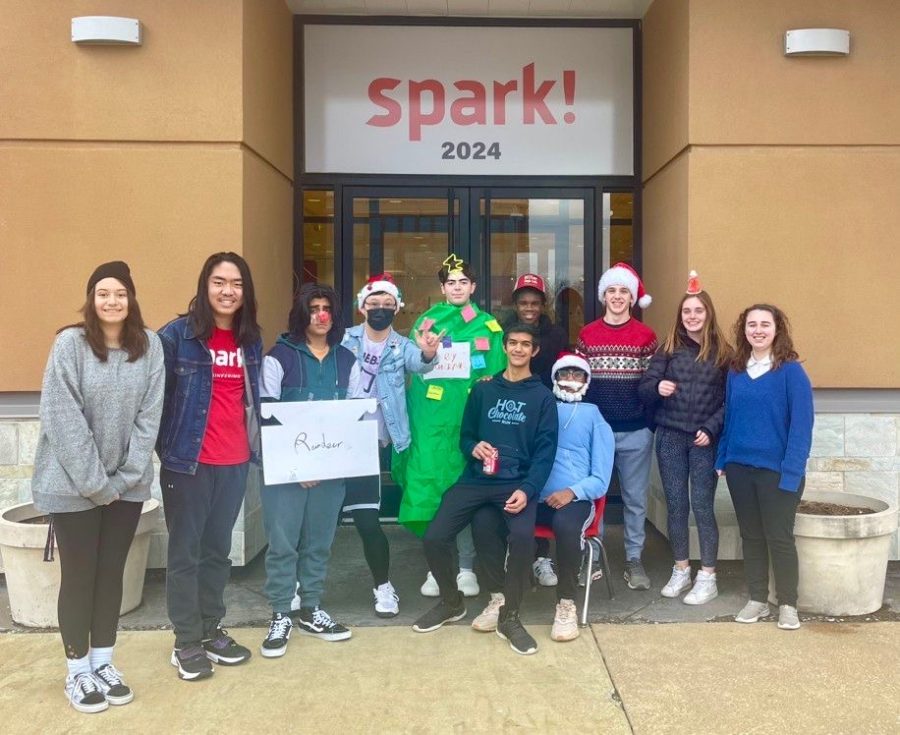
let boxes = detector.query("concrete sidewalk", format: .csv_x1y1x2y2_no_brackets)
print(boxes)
1,622,897,734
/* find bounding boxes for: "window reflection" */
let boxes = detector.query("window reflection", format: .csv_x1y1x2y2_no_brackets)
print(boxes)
302,190,334,286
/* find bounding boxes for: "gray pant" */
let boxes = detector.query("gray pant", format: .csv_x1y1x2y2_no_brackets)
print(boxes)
262,479,346,612
613,428,654,561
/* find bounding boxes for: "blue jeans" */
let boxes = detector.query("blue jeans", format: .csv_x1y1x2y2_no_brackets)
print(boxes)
613,428,654,561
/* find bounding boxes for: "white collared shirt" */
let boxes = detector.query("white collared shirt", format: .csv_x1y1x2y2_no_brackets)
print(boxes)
746,355,773,379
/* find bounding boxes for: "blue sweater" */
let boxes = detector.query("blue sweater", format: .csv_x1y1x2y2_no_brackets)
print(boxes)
541,402,614,503
714,362,814,492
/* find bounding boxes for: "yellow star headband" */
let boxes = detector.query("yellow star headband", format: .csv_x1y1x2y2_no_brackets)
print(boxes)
442,254,465,276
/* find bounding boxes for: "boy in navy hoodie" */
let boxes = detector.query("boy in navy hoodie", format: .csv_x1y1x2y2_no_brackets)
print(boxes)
412,323,558,655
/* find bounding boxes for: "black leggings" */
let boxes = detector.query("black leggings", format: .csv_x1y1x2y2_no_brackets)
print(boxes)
52,501,142,659
351,508,390,587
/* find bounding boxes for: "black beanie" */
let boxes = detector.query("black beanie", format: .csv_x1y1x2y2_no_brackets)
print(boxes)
87,261,136,295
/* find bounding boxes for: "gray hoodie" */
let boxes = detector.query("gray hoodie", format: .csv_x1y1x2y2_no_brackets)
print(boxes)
31,327,164,513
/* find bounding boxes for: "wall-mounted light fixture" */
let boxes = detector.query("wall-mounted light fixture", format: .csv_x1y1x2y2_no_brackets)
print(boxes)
71,16,142,46
784,28,850,57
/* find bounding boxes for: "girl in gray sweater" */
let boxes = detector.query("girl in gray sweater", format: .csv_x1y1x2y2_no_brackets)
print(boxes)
31,261,164,714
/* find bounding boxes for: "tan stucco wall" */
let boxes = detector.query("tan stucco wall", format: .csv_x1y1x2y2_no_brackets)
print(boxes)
0,0,293,391
642,0,900,387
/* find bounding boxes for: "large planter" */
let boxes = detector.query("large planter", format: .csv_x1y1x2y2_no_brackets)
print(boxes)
0,499,160,627
788,490,899,616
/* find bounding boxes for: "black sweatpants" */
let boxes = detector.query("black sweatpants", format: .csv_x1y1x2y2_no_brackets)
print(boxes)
52,500,143,659
725,463,804,607
351,508,390,587
161,463,248,647
424,483,536,612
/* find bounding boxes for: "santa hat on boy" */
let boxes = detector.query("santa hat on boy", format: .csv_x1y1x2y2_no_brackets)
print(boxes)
597,262,652,309
357,273,404,310
551,351,591,403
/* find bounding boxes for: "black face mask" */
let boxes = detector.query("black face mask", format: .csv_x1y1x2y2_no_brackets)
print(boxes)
366,308,395,331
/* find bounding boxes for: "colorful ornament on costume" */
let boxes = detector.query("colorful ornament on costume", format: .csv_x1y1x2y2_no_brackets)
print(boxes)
442,254,465,277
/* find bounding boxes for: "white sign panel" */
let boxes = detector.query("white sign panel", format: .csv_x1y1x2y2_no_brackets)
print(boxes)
261,399,379,485
423,342,471,381
304,25,633,176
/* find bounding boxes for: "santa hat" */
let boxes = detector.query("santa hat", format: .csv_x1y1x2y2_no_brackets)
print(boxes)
597,262,652,309
686,270,702,295
357,273,404,310
551,351,591,402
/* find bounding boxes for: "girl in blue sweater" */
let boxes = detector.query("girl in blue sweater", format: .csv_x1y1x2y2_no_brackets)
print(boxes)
715,304,814,630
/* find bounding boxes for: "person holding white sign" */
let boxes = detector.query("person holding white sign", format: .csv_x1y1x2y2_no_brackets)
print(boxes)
391,255,507,599
342,274,441,618
258,283,360,659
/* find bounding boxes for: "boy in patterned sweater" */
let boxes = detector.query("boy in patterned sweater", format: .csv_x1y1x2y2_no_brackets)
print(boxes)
576,262,658,591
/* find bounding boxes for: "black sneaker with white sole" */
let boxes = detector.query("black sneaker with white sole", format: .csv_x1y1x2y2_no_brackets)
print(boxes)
64,672,108,714
412,594,467,633
496,606,538,655
202,625,252,665
171,644,214,681
623,559,651,590
261,612,293,658
295,606,352,641
93,663,134,705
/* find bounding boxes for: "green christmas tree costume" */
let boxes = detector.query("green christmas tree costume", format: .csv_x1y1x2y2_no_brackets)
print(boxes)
392,301,507,536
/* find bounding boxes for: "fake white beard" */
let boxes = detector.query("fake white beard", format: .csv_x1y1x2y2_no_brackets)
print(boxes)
553,380,588,402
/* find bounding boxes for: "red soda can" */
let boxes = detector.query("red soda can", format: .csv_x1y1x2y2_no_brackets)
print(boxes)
483,449,499,475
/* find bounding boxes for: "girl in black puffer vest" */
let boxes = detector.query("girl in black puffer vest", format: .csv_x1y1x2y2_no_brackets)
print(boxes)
638,272,731,605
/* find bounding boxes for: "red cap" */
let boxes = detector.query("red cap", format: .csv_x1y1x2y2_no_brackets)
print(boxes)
513,273,547,297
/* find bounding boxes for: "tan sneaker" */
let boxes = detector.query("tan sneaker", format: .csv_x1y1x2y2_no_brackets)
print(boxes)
471,593,504,632
550,599,579,642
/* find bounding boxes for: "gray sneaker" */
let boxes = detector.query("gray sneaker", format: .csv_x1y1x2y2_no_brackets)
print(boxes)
777,605,801,630
623,560,650,590
735,600,770,623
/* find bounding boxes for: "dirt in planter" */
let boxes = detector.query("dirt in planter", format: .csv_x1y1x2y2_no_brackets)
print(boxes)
798,500,875,516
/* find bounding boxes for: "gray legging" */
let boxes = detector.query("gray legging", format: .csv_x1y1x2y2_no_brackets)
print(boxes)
655,427,719,568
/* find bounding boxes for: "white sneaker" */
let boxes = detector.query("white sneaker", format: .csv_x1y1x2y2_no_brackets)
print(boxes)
684,570,718,605
290,581,302,612
550,599,579,642
471,592,505,632
735,600,770,623
660,565,692,598
420,572,440,597
457,569,480,597
373,582,399,618
65,672,108,714
777,605,801,630
533,557,558,587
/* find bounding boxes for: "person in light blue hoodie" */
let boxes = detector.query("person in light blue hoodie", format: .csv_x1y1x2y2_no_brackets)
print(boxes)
341,274,441,618
539,351,614,642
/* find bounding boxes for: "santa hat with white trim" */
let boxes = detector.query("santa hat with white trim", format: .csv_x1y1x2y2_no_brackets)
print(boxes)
357,273,404,310
551,351,591,402
597,262,652,309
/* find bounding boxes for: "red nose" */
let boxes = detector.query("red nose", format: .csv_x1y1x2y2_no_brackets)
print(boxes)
316,312,331,325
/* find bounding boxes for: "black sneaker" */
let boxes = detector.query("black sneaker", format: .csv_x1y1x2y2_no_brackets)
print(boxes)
64,672,108,713
170,644,214,681
202,625,252,665
412,595,467,633
496,606,538,655
623,559,651,591
260,612,293,658
93,663,134,705
295,606,352,641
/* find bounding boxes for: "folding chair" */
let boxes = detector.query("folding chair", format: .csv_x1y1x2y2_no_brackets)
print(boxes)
534,495,614,627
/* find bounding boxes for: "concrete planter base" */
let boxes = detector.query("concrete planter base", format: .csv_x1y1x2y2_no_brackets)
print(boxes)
787,490,899,616
0,500,160,628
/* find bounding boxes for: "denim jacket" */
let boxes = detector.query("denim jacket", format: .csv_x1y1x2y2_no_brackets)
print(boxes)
341,324,435,452
157,315,262,474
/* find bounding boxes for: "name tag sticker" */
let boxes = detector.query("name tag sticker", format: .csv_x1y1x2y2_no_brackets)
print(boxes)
461,305,477,323
420,318,435,331
485,319,502,333
474,337,490,351
471,354,486,370
426,385,444,400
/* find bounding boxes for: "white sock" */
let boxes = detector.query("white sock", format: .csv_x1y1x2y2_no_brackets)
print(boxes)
459,567,474,574
90,646,114,671
66,655,91,679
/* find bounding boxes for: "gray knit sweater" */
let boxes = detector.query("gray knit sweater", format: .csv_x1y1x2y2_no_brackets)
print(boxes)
31,327,165,513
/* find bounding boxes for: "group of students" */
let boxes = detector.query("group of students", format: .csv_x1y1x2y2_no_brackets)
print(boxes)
31,252,813,714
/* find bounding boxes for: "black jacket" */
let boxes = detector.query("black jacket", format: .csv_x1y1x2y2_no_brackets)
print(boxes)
500,313,569,389
637,342,727,438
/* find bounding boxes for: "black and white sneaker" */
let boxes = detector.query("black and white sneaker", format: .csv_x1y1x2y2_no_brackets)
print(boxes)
411,595,467,633
64,672,108,713
295,606,352,641
496,606,538,656
170,645,214,681
93,663,134,705
202,625,252,665
261,613,293,658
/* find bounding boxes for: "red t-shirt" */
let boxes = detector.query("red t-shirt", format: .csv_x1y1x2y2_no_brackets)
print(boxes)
199,327,250,465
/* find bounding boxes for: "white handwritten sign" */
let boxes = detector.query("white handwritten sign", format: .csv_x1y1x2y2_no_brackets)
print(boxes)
423,342,471,381
260,399,379,484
